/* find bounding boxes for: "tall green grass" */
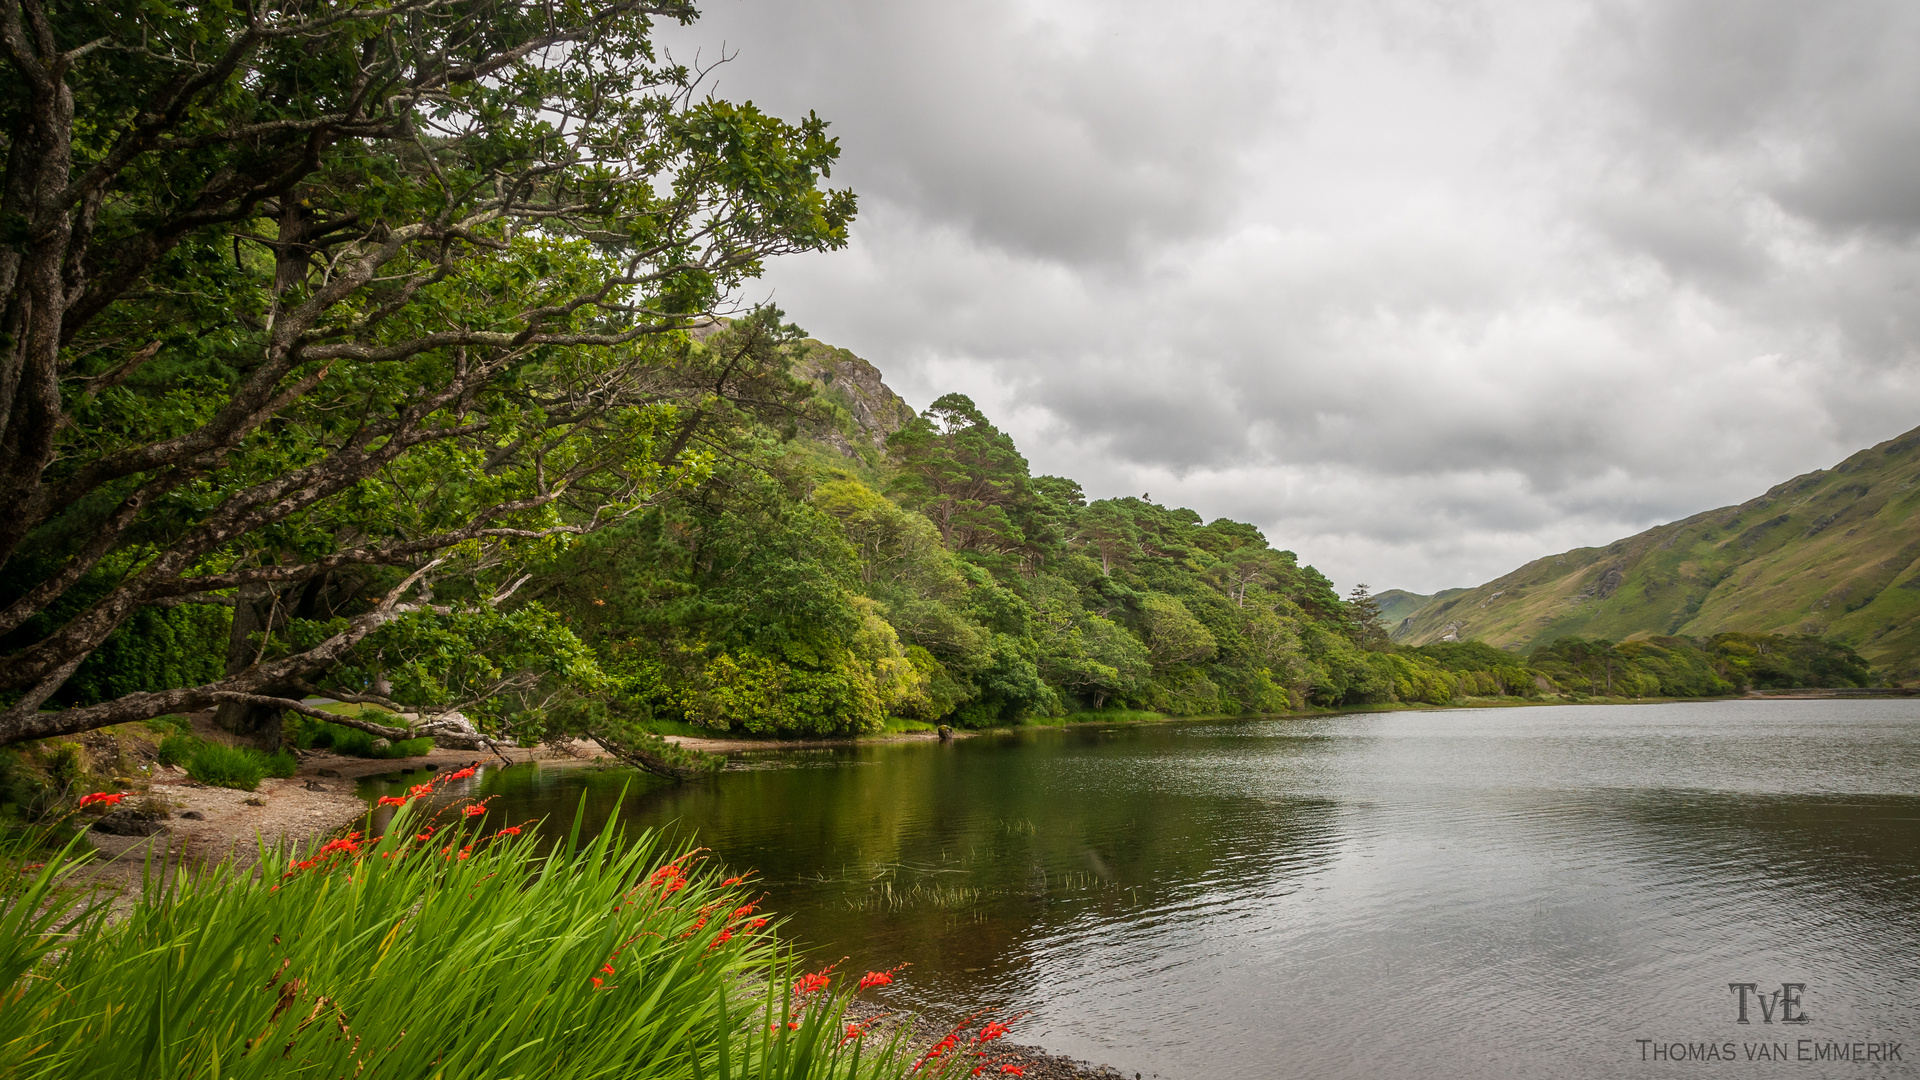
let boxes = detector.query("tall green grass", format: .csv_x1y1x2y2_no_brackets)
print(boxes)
0,803,1015,1079
161,736,297,790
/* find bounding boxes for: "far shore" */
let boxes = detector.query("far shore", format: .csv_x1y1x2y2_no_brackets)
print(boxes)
659,684,1916,753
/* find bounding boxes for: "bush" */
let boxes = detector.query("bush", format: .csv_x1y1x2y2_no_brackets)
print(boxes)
0,750,58,828
264,749,299,778
155,733,199,766
0,806,988,1080
184,741,269,791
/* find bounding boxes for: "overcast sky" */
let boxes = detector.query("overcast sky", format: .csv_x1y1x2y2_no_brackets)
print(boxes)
660,0,1920,595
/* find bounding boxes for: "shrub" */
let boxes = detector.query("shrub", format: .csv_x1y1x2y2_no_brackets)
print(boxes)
41,742,83,794
0,806,995,1080
155,733,199,766
264,749,299,779
0,750,58,828
184,741,269,791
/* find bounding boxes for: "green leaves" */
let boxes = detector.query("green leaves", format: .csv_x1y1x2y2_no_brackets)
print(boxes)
0,805,915,1080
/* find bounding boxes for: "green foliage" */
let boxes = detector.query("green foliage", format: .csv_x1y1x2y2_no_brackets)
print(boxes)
143,714,192,736
0,751,59,829
1526,632,1867,696
287,717,432,759
540,384,1594,730
154,734,198,767
2,0,859,748
184,742,271,791
0,806,947,1080
40,743,83,796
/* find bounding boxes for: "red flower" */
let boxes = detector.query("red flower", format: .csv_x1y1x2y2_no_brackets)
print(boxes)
730,903,758,919
76,792,125,809
844,1023,868,1042
376,796,407,807
788,1021,800,1031
857,971,894,990
793,970,832,995
977,1021,1010,1043
747,918,768,931
408,782,435,798
462,804,485,817
720,876,744,886
444,766,477,781
1001,1067,1025,1077
601,963,615,976
495,826,521,837
591,977,603,989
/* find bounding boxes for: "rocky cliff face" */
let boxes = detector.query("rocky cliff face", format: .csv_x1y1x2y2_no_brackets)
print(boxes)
789,338,917,455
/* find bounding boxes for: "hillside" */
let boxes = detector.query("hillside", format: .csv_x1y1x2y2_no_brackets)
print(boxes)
1391,425,1920,681
1376,588,1464,627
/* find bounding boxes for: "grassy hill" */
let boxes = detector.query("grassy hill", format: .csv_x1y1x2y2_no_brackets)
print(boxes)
1376,588,1465,630
1391,424,1920,682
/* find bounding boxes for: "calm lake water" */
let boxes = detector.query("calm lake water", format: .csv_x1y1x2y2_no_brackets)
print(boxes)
362,700,1920,1079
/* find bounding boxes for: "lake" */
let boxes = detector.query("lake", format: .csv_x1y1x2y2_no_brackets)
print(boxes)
362,700,1920,1079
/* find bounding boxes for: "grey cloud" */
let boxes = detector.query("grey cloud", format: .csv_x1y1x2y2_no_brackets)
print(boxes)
677,0,1920,592
1586,0,1920,239
664,1,1288,264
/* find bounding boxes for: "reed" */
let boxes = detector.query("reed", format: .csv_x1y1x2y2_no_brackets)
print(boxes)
0,795,1022,1079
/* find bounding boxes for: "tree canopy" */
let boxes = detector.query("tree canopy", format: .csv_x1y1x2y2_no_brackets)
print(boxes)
0,0,851,745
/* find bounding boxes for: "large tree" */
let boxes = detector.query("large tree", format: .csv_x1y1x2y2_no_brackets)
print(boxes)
0,0,853,745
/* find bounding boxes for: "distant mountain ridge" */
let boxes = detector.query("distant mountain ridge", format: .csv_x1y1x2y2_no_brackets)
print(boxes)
1390,425,1920,682
1375,588,1465,628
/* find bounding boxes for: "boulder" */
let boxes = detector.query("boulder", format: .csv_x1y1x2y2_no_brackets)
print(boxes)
91,807,166,836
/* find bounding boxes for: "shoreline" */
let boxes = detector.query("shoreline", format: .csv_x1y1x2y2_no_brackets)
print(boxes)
62,719,1145,1079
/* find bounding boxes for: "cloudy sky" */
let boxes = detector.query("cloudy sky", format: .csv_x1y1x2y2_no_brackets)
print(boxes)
661,0,1920,594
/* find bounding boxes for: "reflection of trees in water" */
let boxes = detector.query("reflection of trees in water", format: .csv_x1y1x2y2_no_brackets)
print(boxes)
424,733,1346,1004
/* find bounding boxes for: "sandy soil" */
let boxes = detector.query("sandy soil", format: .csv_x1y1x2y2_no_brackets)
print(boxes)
70,712,594,900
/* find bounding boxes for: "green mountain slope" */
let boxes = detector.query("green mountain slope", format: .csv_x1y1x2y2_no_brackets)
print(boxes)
1392,424,1920,681
1376,588,1465,630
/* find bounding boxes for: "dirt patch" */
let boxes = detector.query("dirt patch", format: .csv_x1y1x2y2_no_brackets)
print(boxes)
68,715,592,903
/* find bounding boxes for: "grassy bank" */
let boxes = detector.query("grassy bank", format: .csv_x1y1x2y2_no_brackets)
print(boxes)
0,788,1032,1079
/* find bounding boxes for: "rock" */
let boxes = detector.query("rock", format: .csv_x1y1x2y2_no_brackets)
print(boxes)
317,768,342,777
303,780,326,791
179,810,205,821
92,808,166,836
245,797,266,807
423,763,439,771
369,738,391,752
